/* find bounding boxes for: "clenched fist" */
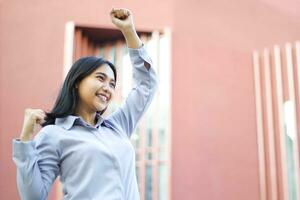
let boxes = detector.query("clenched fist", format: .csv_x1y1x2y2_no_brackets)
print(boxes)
20,108,46,141
110,8,134,32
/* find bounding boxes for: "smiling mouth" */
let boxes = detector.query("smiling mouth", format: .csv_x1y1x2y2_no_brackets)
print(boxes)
96,93,109,103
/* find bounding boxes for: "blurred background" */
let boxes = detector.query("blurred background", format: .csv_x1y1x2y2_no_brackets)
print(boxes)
1,0,300,199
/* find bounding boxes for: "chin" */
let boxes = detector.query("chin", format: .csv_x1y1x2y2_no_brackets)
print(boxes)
96,105,108,112
94,101,110,113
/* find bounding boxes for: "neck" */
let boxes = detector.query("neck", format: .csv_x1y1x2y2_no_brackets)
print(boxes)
75,107,97,126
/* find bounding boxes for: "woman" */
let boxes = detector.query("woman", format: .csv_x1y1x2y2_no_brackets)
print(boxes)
12,8,157,200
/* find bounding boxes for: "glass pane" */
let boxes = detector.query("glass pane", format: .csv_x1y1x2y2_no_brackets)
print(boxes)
135,152,140,161
145,164,152,200
159,149,166,161
146,151,152,160
286,135,296,200
159,129,166,147
109,46,116,64
283,101,297,200
98,47,104,57
146,129,152,147
159,164,168,200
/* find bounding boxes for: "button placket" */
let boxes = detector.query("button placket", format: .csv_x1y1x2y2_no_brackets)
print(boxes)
87,127,120,170
87,127,125,197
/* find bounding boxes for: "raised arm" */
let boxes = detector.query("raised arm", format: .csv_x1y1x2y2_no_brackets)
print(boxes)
107,8,157,137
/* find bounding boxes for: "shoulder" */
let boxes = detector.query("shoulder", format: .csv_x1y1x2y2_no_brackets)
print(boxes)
39,125,63,137
34,125,63,146
32,125,64,156
102,118,120,131
102,118,128,138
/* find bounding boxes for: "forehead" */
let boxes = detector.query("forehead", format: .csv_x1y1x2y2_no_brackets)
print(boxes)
94,64,115,80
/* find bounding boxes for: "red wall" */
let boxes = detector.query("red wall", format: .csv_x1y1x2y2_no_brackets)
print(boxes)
1,0,300,199
171,0,300,199
0,1,172,199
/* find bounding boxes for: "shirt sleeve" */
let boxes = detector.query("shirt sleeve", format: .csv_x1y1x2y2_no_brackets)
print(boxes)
12,131,60,200
106,44,158,138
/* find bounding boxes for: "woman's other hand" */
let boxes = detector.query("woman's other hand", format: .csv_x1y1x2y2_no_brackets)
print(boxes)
20,108,46,141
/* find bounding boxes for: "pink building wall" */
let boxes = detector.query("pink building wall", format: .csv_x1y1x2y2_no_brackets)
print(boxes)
171,1,300,199
1,0,300,199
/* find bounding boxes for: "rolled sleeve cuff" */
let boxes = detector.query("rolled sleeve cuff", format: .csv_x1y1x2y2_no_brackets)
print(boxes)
12,138,37,160
128,44,153,70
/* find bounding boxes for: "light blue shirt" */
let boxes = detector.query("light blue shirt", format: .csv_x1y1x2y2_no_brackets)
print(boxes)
12,45,157,200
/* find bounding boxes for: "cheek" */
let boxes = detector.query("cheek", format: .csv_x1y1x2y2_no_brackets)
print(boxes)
109,89,116,101
78,81,99,100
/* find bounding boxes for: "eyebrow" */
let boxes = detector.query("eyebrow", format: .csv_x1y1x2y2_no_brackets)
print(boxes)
95,72,115,82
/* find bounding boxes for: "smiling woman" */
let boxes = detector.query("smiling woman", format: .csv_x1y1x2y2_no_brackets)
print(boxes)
12,8,157,200
75,63,116,122
43,56,117,126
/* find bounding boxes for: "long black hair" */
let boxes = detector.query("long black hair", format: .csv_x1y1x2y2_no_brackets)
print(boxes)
42,56,117,127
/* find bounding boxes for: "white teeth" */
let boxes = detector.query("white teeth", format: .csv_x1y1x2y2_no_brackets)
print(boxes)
97,94,108,102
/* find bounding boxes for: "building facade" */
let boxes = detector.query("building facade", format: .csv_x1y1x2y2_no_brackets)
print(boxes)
1,0,300,199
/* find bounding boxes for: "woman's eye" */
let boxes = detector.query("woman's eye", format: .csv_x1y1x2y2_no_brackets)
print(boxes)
97,76,104,81
110,83,116,88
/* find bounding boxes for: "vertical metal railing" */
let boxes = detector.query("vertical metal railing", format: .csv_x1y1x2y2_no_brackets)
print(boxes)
253,41,300,200
253,50,267,200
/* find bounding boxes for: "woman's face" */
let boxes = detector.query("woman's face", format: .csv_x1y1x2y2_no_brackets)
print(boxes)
76,64,116,113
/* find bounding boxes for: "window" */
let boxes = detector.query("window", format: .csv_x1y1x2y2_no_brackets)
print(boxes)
59,23,172,200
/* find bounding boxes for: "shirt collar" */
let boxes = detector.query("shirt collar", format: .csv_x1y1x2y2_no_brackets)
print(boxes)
55,113,104,130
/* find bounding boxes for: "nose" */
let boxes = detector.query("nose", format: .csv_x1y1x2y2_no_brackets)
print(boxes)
101,82,110,92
